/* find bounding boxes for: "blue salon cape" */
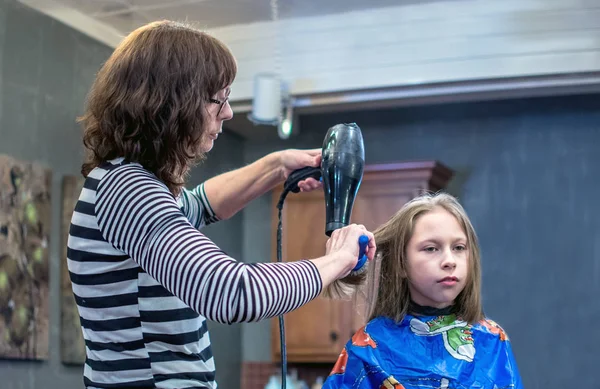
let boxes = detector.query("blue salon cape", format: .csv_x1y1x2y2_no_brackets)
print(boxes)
322,314,523,389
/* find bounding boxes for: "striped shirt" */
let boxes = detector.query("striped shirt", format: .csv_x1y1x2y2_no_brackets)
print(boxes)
67,158,322,388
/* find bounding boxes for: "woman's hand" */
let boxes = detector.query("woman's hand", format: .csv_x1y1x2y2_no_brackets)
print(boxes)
326,224,376,277
310,224,376,287
277,149,323,192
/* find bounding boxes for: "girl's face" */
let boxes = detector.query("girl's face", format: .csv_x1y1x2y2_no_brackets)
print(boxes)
405,207,469,309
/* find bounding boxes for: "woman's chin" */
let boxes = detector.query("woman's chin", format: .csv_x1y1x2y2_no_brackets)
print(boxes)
200,139,214,153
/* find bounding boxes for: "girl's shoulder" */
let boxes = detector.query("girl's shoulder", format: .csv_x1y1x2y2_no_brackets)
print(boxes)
471,317,510,341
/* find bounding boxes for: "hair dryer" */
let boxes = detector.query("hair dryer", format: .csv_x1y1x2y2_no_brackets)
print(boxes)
277,123,366,389
283,123,365,236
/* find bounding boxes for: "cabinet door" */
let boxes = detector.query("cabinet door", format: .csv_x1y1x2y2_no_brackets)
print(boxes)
270,190,349,362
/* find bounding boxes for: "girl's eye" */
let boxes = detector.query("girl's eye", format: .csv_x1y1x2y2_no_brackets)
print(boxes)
424,247,437,252
455,245,467,251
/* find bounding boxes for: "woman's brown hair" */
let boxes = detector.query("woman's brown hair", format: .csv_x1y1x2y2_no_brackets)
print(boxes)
79,20,237,196
324,192,484,324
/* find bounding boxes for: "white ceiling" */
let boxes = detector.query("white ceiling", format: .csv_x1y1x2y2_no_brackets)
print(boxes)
47,0,413,35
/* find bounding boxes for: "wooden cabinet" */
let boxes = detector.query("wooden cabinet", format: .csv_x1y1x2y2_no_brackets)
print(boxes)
270,161,453,363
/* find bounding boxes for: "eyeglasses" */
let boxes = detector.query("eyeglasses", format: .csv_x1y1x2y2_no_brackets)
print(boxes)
209,90,231,116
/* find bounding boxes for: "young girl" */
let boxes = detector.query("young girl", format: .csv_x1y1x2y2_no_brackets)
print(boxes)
322,192,523,389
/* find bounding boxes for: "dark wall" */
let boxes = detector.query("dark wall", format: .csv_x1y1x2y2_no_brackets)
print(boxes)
0,1,112,388
240,94,600,389
0,1,244,388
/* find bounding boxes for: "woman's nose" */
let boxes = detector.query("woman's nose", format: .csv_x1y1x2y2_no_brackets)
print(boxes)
220,102,233,121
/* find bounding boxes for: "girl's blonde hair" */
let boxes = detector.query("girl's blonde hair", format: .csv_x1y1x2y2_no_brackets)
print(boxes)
324,192,484,324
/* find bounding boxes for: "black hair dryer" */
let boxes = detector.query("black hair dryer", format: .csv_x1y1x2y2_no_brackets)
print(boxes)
321,123,365,236
284,123,365,236
278,123,366,389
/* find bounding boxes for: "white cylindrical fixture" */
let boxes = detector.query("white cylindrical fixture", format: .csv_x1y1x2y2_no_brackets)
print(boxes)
250,73,282,125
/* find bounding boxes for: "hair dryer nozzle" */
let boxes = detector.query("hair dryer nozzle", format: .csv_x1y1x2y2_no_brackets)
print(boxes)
321,123,365,236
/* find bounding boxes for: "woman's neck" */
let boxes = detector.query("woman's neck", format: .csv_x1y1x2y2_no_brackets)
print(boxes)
409,300,455,316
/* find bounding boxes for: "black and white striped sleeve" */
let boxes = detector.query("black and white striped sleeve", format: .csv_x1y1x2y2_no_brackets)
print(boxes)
179,183,219,229
94,165,322,324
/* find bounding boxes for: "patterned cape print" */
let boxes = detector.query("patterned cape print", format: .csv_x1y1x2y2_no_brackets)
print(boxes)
322,314,523,389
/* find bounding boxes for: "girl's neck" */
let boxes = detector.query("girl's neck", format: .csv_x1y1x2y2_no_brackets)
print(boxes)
409,300,455,316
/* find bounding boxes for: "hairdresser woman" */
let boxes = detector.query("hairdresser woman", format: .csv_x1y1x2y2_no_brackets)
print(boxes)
67,20,375,389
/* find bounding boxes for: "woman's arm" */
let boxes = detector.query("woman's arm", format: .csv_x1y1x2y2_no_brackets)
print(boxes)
202,149,321,220
179,183,219,229
95,165,367,324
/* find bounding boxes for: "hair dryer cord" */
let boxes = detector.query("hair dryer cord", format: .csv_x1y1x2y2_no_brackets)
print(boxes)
275,166,322,388
276,188,290,389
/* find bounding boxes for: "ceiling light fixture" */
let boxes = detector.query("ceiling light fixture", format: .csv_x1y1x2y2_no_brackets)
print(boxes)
247,0,296,140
